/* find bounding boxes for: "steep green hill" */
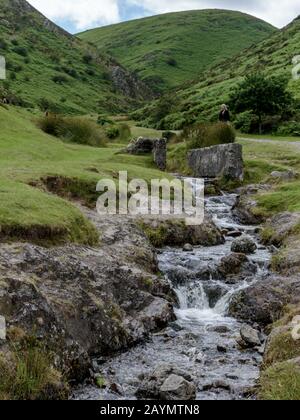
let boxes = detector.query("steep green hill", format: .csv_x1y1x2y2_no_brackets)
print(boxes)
0,0,153,114
79,10,276,92
133,16,300,129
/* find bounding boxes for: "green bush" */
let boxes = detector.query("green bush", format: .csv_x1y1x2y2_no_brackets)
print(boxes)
12,46,28,57
277,121,300,137
183,122,236,150
161,113,187,130
105,125,120,139
37,115,107,147
234,111,259,134
117,123,131,142
97,115,114,126
52,74,68,84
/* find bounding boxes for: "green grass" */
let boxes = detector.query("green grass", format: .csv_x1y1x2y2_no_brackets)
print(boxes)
126,120,165,138
134,15,300,128
0,0,148,115
0,107,167,244
79,10,275,92
238,133,300,142
259,361,300,400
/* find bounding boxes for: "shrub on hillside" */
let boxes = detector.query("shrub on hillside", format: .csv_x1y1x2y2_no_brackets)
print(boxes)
182,122,236,150
234,111,259,134
117,123,131,142
12,46,28,57
105,125,119,139
37,115,107,147
52,74,68,84
277,121,300,137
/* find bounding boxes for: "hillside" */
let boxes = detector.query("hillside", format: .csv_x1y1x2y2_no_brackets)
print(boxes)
134,15,300,129
79,10,276,92
0,0,153,114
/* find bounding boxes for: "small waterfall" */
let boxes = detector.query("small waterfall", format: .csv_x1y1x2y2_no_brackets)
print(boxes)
176,282,209,310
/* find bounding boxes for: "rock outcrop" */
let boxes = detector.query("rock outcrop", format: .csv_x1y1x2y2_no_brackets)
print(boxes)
139,217,225,248
229,275,300,326
188,143,244,181
126,137,167,170
232,184,271,225
0,209,177,383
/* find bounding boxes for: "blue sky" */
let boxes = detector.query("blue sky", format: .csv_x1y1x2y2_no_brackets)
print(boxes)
27,0,300,33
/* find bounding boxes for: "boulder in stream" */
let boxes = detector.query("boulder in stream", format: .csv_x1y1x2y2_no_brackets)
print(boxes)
136,364,196,400
229,275,300,326
218,253,257,283
239,325,262,348
231,236,257,255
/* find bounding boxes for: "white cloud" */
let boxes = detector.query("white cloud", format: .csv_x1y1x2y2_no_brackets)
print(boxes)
27,0,300,30
27,0,120,30
128,0,300,27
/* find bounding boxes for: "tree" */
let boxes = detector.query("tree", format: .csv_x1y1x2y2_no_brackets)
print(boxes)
229,73,293,134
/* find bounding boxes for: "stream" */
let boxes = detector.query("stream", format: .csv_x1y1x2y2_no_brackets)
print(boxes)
73,181,271,401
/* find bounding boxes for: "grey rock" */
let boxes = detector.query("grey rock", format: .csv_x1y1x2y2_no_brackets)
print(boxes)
203,380,231,391
136,364,195,400
270,170,298,181
218,252,257,282
240,325,261,347
233,184,271,225
126,137,167,170
188,143,244,181
217,345,227,353
160,374,196,400
183,244,194,252
209,325,231,334
229,275,300,326
231,236,257,255
0,208,177,382
227,231,243,238
153,138,167,171
127,137,155,155
0,315,6,340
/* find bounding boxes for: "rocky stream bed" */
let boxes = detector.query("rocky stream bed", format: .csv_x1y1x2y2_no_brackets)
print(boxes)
73,183,273,401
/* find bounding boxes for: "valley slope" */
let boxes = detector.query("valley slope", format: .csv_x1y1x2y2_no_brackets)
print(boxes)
0,0,153,114
79,9,276,92
134,16,300,129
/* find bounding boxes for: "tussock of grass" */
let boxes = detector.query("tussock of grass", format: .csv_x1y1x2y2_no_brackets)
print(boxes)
0,337,68,400
259,361,300,400
37,115,107,147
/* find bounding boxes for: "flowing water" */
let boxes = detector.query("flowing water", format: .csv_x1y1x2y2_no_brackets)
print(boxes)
74,180,271,401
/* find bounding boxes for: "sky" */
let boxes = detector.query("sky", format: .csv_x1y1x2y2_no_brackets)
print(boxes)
27,0,300,33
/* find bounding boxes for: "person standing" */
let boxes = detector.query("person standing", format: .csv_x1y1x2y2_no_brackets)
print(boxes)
219,104,230,123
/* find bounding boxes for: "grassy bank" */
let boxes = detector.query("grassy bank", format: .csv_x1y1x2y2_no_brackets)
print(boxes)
0,107,166,244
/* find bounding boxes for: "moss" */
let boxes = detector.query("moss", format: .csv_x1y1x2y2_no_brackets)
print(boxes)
140,224,170,248
260,227,276,245
143,278,154,288
259,361,300,400
95,376,106,389
271,251,288,272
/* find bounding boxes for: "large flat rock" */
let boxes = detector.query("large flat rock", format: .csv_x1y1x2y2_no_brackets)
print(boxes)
188,143,244,180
